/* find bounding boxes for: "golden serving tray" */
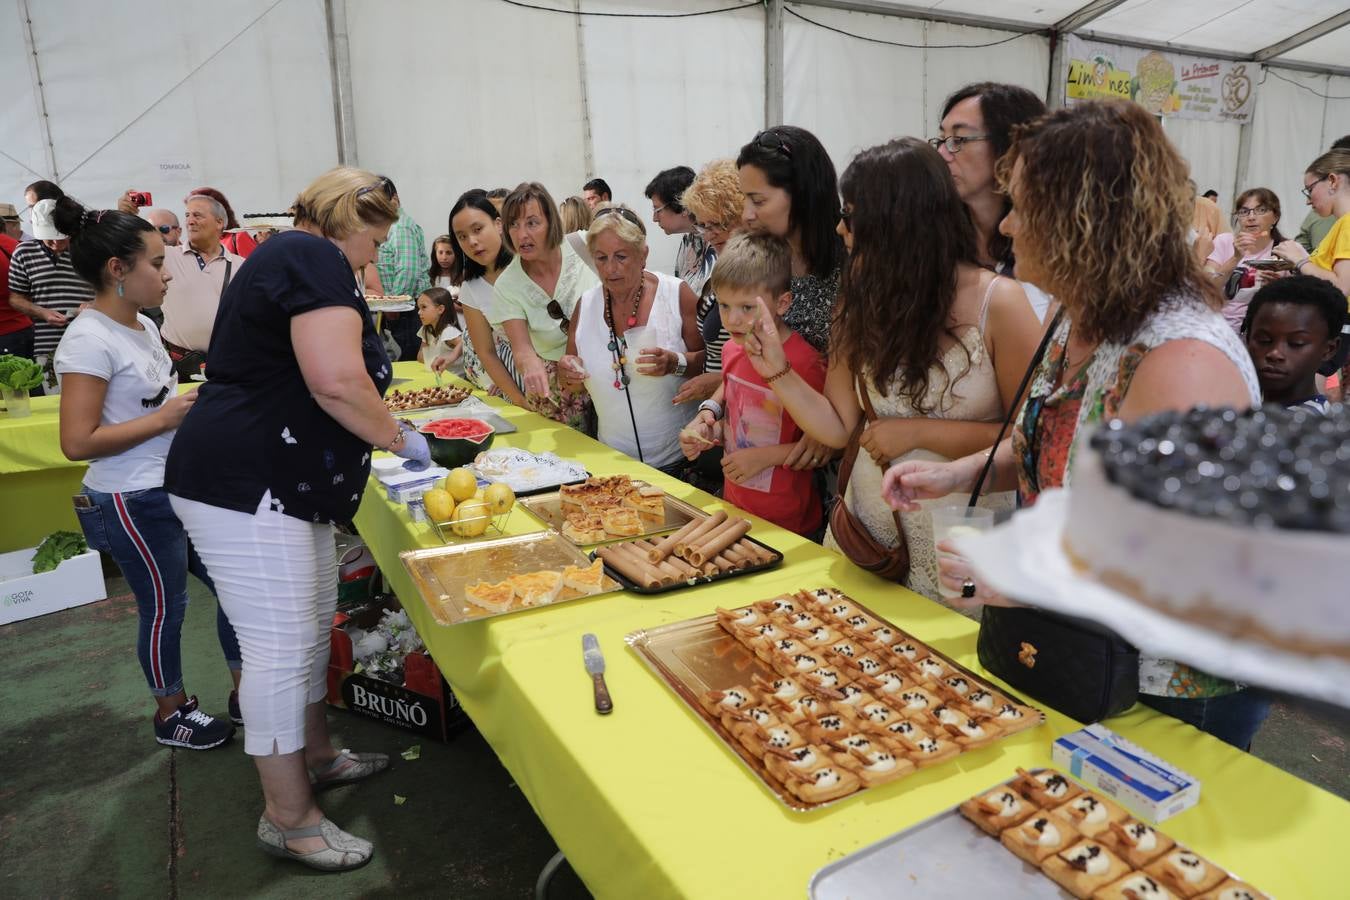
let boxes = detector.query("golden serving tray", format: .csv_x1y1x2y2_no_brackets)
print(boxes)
625,590,1045,812
518,489,707,545
400,532,621,626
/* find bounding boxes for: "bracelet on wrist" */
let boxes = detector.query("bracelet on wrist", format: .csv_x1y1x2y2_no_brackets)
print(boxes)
673,351,687,377
697,399,723,420
1296,258,1311,271
764,359,793,384
381,423,406,452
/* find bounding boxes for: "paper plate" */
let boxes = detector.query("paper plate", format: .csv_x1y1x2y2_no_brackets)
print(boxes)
954,489,1350,708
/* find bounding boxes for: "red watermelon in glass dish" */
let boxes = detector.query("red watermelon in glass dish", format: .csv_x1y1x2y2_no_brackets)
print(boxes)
416,418,495,468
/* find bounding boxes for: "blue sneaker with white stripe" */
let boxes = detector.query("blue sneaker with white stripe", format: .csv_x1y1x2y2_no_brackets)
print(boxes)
154,696,235,750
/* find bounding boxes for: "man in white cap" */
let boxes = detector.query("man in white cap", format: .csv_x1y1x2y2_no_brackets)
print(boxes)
5,198,94,388
0,203,20,241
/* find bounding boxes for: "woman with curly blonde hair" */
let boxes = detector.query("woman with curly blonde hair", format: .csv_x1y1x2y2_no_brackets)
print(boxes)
882,100,1269,750
671,159,746,409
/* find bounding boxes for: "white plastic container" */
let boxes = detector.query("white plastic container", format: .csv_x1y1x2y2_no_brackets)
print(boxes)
0,547,107,625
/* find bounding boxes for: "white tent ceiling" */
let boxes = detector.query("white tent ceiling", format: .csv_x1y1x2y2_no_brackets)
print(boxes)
811,1,1350,71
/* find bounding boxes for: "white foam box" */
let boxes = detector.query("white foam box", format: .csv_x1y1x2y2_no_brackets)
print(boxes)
1052,724,1201,823
0,547,108,626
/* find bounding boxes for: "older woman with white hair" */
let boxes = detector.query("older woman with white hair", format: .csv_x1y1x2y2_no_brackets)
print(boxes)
559,205,704,473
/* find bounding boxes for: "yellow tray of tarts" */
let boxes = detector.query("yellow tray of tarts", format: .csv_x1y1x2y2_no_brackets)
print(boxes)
625,587,1044,812
400,532,621,626
519,474,705,544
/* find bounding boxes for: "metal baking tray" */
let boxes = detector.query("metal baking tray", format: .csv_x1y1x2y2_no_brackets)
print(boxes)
593,535,782,593
400,531,621,626
809,771,1066,899
624,591,1045,812
519,489,706,544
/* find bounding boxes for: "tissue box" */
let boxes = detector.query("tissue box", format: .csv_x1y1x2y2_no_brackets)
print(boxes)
1052,724,1200,822
378,466,448,504
0,547,107,625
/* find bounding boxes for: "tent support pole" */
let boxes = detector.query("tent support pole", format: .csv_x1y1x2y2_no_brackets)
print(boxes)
574,0,595,178
324,0,359,166
765,0,784,127
20,0,58,181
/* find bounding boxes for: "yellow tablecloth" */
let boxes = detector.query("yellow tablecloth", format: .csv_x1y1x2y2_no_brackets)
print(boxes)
356,363,1349,899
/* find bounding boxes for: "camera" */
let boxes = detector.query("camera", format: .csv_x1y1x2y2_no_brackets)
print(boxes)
128,191,153,208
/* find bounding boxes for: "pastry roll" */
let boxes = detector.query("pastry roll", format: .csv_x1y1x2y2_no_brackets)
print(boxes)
1042,840,1131,899
1058,792,1130,837
1093,871,1181,899
1103,819,1176,869
1000,810,1081,865
1194,880,1270,900
1143,848,1227,898
959,787,1040,836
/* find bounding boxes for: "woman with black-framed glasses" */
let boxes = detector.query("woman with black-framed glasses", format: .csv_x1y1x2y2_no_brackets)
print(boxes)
492,182,600,431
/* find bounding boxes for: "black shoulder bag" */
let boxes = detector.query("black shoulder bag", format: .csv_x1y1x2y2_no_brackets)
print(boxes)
966,308,1140,724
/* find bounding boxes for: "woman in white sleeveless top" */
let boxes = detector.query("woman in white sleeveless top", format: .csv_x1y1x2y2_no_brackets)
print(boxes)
559,206,705,472
752,138,1043,603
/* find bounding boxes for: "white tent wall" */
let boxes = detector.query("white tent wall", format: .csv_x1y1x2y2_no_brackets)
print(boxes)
783,6,1050,176
344,0,587,253
1245,68,1337,240
577,0,764,273
2,0,336,221
1160,117,1241,211
0,9,47,196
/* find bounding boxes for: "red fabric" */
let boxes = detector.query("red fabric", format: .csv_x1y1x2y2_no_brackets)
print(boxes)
0,234,29,335
721,332,827,536
222,230,257,258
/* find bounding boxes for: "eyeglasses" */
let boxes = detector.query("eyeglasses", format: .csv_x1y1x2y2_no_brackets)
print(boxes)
651,203,668,217
1233,206,1271,219
594,206,644,229
695,220,728,237
156,224,176,234
1302,176,1329,200
546,299,571,334
356,176,395,199
754,129,792,158
928,134,989,155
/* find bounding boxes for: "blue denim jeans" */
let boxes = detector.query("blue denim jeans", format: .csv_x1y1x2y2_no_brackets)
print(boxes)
74,486,241,697
1140,689,1273,751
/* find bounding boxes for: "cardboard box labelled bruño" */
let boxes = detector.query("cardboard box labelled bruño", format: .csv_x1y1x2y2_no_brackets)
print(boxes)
325,602,468,741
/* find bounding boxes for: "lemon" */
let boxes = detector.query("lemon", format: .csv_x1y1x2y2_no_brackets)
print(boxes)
451,500,491,538
445,467,479,502
423,488,455,523
483,483,515,515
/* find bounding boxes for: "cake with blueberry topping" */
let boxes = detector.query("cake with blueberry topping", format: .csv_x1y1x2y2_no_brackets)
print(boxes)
1065,406,1350,658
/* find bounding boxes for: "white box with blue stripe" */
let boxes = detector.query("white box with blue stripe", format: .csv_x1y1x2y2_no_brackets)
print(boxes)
1052,724,1200,823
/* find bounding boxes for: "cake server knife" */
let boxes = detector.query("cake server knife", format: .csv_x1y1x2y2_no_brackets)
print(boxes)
582,633,613,715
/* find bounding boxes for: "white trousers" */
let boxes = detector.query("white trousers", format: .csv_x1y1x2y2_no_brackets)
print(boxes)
170,492,336,756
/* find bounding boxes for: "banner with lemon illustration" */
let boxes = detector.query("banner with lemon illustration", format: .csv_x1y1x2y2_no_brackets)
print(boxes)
1065,36,1255,124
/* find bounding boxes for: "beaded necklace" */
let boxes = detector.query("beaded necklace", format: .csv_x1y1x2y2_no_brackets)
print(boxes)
603,278,644,391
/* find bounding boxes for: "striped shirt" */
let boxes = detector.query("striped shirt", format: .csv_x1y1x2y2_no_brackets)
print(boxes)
6,241,94,355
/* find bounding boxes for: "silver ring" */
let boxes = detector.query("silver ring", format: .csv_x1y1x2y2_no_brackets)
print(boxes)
961,578,977,599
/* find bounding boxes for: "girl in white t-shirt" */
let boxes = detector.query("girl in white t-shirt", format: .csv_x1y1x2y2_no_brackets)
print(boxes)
50,197,238,751
415,287,463,374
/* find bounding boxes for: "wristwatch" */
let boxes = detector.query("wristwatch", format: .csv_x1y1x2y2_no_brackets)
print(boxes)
673,352,688,377
697,399,723,420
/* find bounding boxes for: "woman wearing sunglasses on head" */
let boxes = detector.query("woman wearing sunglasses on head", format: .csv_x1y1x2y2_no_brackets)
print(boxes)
558,205,704,474
492,182,600,430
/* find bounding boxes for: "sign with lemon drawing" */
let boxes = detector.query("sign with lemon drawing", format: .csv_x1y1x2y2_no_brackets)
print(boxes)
1065,36,1256,124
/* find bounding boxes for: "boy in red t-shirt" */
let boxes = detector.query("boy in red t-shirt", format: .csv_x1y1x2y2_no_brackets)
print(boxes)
680,233,826,536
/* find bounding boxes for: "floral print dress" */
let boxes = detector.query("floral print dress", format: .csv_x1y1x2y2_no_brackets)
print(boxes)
1012,293,1261,698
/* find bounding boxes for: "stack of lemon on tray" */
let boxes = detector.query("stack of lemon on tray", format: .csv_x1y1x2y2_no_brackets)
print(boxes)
422,468,515,539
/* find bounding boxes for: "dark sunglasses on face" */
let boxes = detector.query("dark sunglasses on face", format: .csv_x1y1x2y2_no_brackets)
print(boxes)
754,129,792,158
156,224,176,234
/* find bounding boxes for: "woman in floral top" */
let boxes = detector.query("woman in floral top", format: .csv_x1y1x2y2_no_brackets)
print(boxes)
881,100,1269,749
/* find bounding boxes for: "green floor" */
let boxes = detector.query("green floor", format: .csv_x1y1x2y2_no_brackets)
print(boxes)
1,569,1345,897
0,570,591,899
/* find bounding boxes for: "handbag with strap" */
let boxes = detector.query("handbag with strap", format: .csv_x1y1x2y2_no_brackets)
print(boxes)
828,374,910,582
965,308,1140,723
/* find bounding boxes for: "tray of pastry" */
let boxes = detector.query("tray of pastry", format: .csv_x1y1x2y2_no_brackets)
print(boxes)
366,294,415,312
385,385,472,413
519,475,704,543
470,448,590,497
400,531,622,626
809,767,1270,899
591,512,782,592
624,588,1044,812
